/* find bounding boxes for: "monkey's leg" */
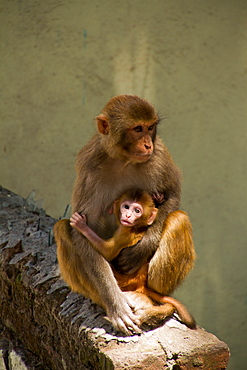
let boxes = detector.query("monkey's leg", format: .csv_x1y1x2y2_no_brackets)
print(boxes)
55,219,99,300
138,304,175,328
147,210,196,296
54,220,141,335
143,287,196,329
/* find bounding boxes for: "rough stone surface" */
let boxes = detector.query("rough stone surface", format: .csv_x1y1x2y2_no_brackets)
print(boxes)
0,324,50,370
0,187,230,369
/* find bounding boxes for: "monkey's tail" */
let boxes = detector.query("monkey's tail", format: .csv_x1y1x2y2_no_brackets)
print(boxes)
145,288,196,329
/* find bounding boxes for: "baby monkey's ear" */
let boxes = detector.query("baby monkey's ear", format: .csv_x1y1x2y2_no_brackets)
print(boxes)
108,199,119,215
147,208,158,225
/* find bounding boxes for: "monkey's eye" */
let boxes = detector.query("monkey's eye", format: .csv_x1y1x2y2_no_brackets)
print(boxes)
133,126,143,132
124,205,130,210
135,208,141,214
148,124,155,131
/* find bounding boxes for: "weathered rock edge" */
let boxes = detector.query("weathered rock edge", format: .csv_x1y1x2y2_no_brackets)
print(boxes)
0,187,230,370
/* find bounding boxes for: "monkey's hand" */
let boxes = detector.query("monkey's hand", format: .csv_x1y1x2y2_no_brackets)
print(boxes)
106,295,142,336
152,192,165,205
70,212,88,233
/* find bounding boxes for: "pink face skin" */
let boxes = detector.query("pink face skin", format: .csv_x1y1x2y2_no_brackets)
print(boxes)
119,201,143,226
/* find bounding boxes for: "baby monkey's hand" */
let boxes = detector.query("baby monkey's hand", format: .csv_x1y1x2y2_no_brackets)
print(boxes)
70,212,88,233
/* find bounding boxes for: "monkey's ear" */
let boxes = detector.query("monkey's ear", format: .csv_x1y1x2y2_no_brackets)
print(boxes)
112,199,120,215
147,208,158,225
108,200,118,215
96,114,109,135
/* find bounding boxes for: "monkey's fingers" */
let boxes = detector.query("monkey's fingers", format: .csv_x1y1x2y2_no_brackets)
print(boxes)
70,215,78,224
107,301,142,336
73,213,87,224
69,219,76,227
80,214,87,223
110,314,142,336
71,212,82,220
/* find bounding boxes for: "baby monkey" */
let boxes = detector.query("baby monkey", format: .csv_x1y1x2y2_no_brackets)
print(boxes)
70,189,158,261
70,189,196,330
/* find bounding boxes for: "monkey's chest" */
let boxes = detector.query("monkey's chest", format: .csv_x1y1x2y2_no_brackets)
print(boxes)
87,161,163,238
97,162,160,198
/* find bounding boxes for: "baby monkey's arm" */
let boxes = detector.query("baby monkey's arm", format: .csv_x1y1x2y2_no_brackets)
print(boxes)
70,212,118,261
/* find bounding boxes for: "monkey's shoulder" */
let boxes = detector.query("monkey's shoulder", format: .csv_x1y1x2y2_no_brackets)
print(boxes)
76,135,108,171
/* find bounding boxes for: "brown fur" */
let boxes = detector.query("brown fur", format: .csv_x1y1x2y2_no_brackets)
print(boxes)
54,95,196,335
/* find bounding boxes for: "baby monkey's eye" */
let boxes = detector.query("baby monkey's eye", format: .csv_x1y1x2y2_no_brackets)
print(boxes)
135,208,140,213
124,205,129,209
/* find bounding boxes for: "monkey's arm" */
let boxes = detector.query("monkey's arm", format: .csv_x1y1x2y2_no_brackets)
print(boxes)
70,213,128,261
136,188,181,253
140,153,182,253
80,227,117,261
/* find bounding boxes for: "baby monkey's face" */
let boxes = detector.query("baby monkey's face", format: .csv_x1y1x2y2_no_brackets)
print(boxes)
119,201,143,227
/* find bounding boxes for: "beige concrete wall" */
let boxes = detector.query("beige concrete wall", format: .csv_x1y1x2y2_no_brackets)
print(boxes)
0,1,246,368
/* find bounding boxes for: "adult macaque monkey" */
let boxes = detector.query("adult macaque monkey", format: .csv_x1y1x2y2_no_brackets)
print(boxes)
54,95,196,335
70,189,196,329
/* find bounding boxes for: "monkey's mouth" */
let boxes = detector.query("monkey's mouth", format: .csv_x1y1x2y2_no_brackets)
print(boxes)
121,219,133,226
132,153,152,162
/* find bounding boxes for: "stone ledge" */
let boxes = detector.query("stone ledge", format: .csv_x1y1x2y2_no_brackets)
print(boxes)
0,187,230,369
